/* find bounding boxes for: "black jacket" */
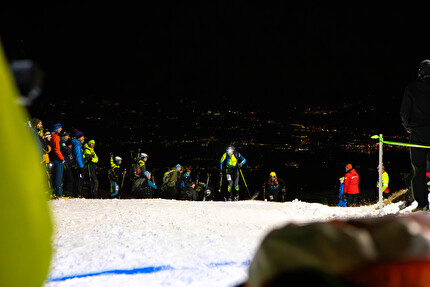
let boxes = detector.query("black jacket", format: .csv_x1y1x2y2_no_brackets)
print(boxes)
401,80,430,131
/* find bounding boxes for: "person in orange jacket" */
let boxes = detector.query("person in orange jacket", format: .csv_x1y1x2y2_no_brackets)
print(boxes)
344,164,359,206
49,123,66,198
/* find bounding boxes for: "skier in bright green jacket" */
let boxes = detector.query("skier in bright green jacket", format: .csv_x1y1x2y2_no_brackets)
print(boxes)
219,145,246,201
83,139,99,198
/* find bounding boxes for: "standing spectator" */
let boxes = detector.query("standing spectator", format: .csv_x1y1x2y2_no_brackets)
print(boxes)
132,153,149,179
71,129,85,198
59,130,73,197
39,130,52,189
343,164,359,206
179,168,196,200
29,118,44,161
337,177,347,207
49,123,66,199
109,154,123,197
42,131,51,165
30,118,43,133
400,59,430,211
83,139,99,198
162,164,182,199
376,165,390,199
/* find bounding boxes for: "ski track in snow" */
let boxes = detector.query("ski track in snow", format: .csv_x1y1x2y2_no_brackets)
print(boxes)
44,198,405,287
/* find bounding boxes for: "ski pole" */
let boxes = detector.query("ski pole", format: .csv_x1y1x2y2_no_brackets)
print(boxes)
204,173,211,201
238,167,252,199
218,173,223,193
120,169,126,189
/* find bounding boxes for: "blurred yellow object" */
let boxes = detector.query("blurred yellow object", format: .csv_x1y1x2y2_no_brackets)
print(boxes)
0,42,52,286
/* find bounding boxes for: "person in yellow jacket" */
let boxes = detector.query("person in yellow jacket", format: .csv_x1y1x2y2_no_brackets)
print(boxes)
109,155,123,197
219,145,246,201
376,165,390,199
83,139,99,198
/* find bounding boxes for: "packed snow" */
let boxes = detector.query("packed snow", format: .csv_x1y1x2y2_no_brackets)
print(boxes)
44,198,410,287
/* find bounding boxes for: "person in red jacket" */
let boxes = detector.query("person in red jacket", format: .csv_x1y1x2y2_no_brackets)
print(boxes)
49,123,66,198
344,164,359,206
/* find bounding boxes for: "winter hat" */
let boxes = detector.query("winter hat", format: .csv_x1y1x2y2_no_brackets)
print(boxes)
73,129,84,138
114,156,122,163
30,118,42,129
175,164,182,170
44,131,51,138
51,123,62,133
346,164,353,170
418,60,430,80
87,139,95,145
58,130,69,138
140,153,148,158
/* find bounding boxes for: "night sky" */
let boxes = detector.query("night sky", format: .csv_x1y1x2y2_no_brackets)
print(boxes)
2,3,429,197
1,3,428,110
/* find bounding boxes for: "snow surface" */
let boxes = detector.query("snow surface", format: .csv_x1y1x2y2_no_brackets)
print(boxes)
44,198,410,287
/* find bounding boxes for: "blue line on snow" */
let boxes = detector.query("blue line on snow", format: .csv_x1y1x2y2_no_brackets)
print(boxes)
48,260,250,282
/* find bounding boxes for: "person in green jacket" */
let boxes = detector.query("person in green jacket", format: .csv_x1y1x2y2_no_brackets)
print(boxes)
83,139,99,198
219,145,246,201
109,155,123,197
376,165,390,199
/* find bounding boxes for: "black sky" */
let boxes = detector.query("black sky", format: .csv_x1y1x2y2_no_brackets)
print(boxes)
1,3,428,110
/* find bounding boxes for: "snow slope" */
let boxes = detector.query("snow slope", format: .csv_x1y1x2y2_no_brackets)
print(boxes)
44,198,407,287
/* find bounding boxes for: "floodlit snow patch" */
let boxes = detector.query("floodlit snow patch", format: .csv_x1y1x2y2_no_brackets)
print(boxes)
45,198,407,287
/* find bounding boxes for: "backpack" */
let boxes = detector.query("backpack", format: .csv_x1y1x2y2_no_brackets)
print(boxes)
128,163,141,179
163,170,178,187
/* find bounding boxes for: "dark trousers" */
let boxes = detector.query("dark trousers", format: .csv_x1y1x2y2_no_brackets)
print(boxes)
410,148,430,207
409,128,430,208
265,187,282,202
62,165,74,196
226,168,240,199
180,187,196,200
51,159,64,197
165,186,177,199
347,193,358,206
72,168,84,197
88,166,99,198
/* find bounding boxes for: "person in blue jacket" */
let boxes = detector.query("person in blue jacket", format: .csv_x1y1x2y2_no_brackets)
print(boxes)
179,168,196,200
219,145,246,201
337,177,347,207
71,129,85,198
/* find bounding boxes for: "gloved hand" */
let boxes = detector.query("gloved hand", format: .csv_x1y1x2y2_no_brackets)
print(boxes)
219,171,223,177
238,163,243,168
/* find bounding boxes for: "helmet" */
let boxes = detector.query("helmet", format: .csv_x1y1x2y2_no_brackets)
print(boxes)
418,60,430,80
140,153,148,158
114,156,122,163
226,145,235,154
270,172,277,177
